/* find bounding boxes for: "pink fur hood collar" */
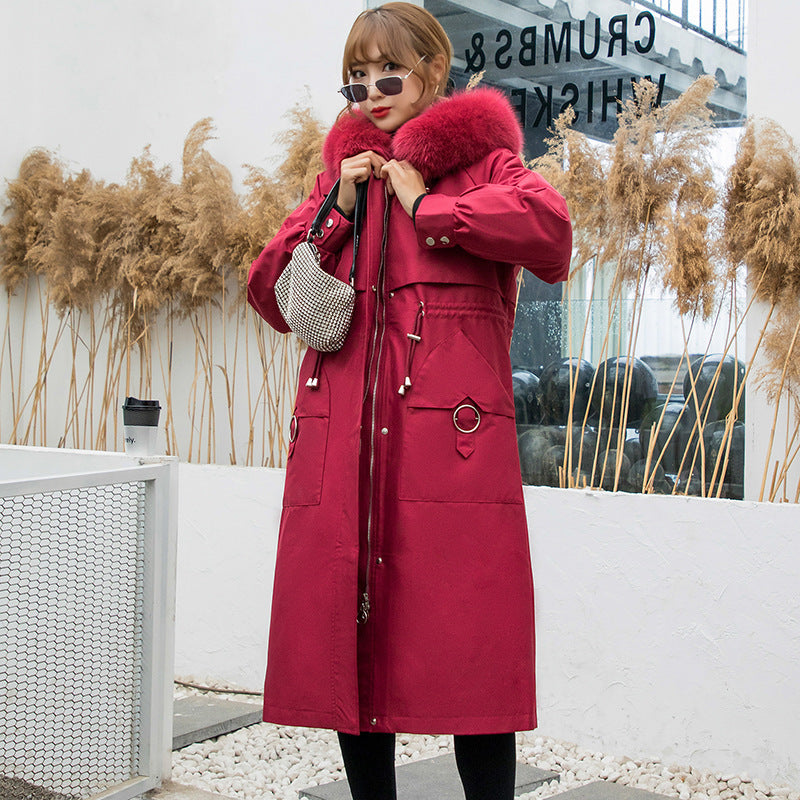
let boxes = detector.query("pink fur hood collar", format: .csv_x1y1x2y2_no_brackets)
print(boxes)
321,87,523,184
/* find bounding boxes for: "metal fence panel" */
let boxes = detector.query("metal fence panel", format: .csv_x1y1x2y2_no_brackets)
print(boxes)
0,458,175,800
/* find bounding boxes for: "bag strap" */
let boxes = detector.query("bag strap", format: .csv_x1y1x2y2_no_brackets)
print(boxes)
307,177,368,288
307,178,342,240
349,181,368,285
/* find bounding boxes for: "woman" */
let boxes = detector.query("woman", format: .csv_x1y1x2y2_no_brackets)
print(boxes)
247,4,572,798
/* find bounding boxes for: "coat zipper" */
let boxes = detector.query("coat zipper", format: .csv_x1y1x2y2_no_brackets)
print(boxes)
359,186,392,625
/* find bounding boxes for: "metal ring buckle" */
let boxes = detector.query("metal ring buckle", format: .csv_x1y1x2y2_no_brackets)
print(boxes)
453,403,481,434
289,415,298,443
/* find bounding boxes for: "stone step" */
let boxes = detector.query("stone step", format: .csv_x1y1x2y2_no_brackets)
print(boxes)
144,780,237,800
300,753,559,800
547,781,673,800
172,695,262,750
0,775,74,800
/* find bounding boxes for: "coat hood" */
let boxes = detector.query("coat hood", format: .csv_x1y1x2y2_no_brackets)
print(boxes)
322,88,524,184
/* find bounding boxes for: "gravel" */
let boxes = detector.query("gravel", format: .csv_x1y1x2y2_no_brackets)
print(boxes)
171,687,799,800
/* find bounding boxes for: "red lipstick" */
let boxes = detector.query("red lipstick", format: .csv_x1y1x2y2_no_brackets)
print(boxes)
371,106,390,119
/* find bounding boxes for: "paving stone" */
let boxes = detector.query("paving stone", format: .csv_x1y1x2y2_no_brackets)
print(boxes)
172,695,262,750
546,782,673,800
300,753,559,800
144,780,237,800
0,775,73,800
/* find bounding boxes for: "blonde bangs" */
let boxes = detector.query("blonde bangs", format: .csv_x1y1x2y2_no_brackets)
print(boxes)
342,12,419,83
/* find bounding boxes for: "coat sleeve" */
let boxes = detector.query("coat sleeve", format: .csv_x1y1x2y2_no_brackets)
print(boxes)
247,172,355,331
413,149,572,284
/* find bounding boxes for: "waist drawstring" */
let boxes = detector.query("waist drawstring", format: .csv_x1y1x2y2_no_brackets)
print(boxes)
308,302,424,394
306,349,324,389
398,301,425,396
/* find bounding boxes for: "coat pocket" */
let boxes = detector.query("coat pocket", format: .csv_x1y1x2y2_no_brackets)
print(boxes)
283,411,329,507
396,329,521,504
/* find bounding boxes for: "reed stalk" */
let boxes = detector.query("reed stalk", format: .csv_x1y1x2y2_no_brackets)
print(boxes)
205,303,215,464
17,288,67,445
0,294,10,441
759,314,800,498
3,281,30,442
243,305,255,466
62,308,82,448
187,316,202,463
154,303,179,457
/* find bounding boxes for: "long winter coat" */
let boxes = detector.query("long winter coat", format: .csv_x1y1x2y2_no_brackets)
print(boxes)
248,88,572,736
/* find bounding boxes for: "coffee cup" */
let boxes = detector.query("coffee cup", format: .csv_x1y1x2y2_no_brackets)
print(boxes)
122,397,162,456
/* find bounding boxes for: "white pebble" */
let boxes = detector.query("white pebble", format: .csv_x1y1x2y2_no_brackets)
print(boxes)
169,688,799,800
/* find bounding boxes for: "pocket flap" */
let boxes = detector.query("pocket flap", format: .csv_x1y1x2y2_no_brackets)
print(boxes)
406,329,514,415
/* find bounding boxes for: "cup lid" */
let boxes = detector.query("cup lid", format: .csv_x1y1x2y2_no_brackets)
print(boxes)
123,396,161,410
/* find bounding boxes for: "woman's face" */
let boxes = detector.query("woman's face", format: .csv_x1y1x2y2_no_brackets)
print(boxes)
348,47,430,132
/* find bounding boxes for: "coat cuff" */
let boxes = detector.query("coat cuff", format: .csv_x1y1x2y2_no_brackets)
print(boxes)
314,207,355,255
414,193,457,250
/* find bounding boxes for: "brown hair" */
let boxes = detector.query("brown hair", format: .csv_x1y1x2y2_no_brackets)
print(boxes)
341,3,453,109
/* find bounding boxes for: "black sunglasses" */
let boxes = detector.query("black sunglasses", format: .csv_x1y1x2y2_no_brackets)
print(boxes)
339,56,425,104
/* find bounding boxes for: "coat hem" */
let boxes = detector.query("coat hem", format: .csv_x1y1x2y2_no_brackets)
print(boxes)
263,704,536,736
363,712,537,736
263,704,355,733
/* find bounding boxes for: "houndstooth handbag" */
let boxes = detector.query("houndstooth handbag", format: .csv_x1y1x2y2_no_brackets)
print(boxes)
275,179,366,352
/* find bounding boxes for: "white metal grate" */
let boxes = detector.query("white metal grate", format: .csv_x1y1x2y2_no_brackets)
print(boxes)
0,482,148,800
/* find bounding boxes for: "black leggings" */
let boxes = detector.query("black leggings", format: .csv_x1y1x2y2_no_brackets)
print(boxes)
337,731,516,800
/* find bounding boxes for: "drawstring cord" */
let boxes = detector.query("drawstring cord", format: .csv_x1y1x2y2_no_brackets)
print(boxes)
306,349,324,389
398,301,425,396
309,300,425,394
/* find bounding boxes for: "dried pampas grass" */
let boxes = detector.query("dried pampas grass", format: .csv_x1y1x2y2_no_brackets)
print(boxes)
608,75,719,298
532,107,609,274
723,118,800,499
662,171,720,320
532,81,800,501
170,118,240,314
724,118,800,305
532,76,727,494
533,76,722,317
760,301,800,405
276,103,326,205
7,91,798,497
230,166,289,290
0,103,327,464
0,149,71,294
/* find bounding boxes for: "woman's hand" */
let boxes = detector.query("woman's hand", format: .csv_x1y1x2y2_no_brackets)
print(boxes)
337,151,387,217
381,160,427,218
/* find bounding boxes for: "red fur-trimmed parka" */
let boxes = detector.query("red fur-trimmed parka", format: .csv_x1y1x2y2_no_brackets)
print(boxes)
248,87,572,735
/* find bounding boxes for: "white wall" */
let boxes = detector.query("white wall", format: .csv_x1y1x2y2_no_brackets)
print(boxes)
173,463,283,689
529,487,800,785
175,465,800,787
743,1,800,501
748,3,800,133
1,0,361,461
0,0,362,190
